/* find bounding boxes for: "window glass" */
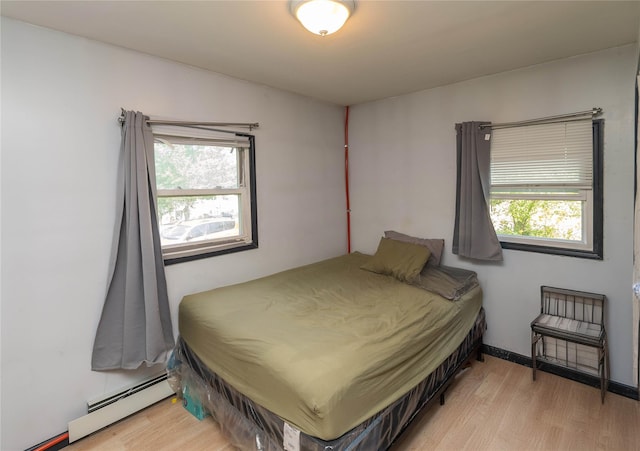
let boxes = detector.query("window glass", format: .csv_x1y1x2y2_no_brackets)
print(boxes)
156,195,240,230
153,132,257,263
490,198,583,241
155,143,239,190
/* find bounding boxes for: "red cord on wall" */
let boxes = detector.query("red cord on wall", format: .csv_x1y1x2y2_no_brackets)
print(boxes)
345,105,351,254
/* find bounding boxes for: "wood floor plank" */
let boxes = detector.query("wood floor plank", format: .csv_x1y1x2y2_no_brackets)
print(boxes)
65,356,640,450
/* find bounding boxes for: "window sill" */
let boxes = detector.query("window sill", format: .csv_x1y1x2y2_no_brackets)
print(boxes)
500,241,602,260
163,242,258,265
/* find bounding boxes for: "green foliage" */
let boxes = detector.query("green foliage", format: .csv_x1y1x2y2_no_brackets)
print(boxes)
157,197,196,223
490,199,582,240
155,143,238,190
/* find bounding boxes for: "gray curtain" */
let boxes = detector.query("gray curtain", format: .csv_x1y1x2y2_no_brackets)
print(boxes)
92,111,175,370
452,122,503,261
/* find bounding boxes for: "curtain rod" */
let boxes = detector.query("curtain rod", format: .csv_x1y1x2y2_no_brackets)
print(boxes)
146,120,259,130
117,109,259,131
479,108,602,130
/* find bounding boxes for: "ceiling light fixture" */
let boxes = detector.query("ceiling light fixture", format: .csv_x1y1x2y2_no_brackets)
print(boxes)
290,0,356,36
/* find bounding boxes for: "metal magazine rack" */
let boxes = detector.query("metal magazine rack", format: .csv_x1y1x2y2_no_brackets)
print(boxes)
531,286,608,402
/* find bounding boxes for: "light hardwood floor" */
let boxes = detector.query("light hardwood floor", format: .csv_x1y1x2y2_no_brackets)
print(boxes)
65,355,640,450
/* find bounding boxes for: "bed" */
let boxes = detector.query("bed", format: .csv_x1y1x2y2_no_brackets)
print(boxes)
168,237,485,450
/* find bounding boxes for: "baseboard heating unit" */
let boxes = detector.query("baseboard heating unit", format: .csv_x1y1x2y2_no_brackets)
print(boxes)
68,373,174,443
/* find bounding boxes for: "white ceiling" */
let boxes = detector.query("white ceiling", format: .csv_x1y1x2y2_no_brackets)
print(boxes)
2,1,639,106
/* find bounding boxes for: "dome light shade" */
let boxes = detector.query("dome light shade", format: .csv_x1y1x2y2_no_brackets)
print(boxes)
290,0,356,36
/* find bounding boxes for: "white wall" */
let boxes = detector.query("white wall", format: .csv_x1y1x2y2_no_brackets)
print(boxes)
0,18,345,450
350,45,637,388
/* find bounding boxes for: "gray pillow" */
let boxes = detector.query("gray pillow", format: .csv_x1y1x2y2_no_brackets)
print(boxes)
414,265,479,301
384,230,444,266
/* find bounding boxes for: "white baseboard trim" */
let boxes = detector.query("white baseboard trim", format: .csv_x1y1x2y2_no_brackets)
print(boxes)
68,380,174,443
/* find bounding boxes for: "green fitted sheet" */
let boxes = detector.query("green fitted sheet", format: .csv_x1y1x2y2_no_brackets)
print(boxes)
179,252,482,440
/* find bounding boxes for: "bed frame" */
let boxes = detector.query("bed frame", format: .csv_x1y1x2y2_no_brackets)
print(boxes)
168,307,486,451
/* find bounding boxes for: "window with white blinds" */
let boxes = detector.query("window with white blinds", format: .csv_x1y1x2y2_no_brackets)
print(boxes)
488,119,603,259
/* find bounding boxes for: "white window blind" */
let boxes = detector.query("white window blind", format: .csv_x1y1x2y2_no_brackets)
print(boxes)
491,119,593,189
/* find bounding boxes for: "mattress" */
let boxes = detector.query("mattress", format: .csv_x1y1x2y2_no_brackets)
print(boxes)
179,252,482,440
170,308,486,451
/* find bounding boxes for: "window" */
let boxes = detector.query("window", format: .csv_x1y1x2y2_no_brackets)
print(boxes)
153,128,257,264
489,119,603,259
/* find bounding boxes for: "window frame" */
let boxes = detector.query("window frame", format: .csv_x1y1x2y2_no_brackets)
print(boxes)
490,119,603,260
155,132,258,265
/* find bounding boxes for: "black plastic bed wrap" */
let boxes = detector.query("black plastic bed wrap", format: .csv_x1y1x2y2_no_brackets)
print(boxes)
167,307,486,451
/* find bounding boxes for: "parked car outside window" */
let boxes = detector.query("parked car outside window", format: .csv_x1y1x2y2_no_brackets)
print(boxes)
160,218,237,246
